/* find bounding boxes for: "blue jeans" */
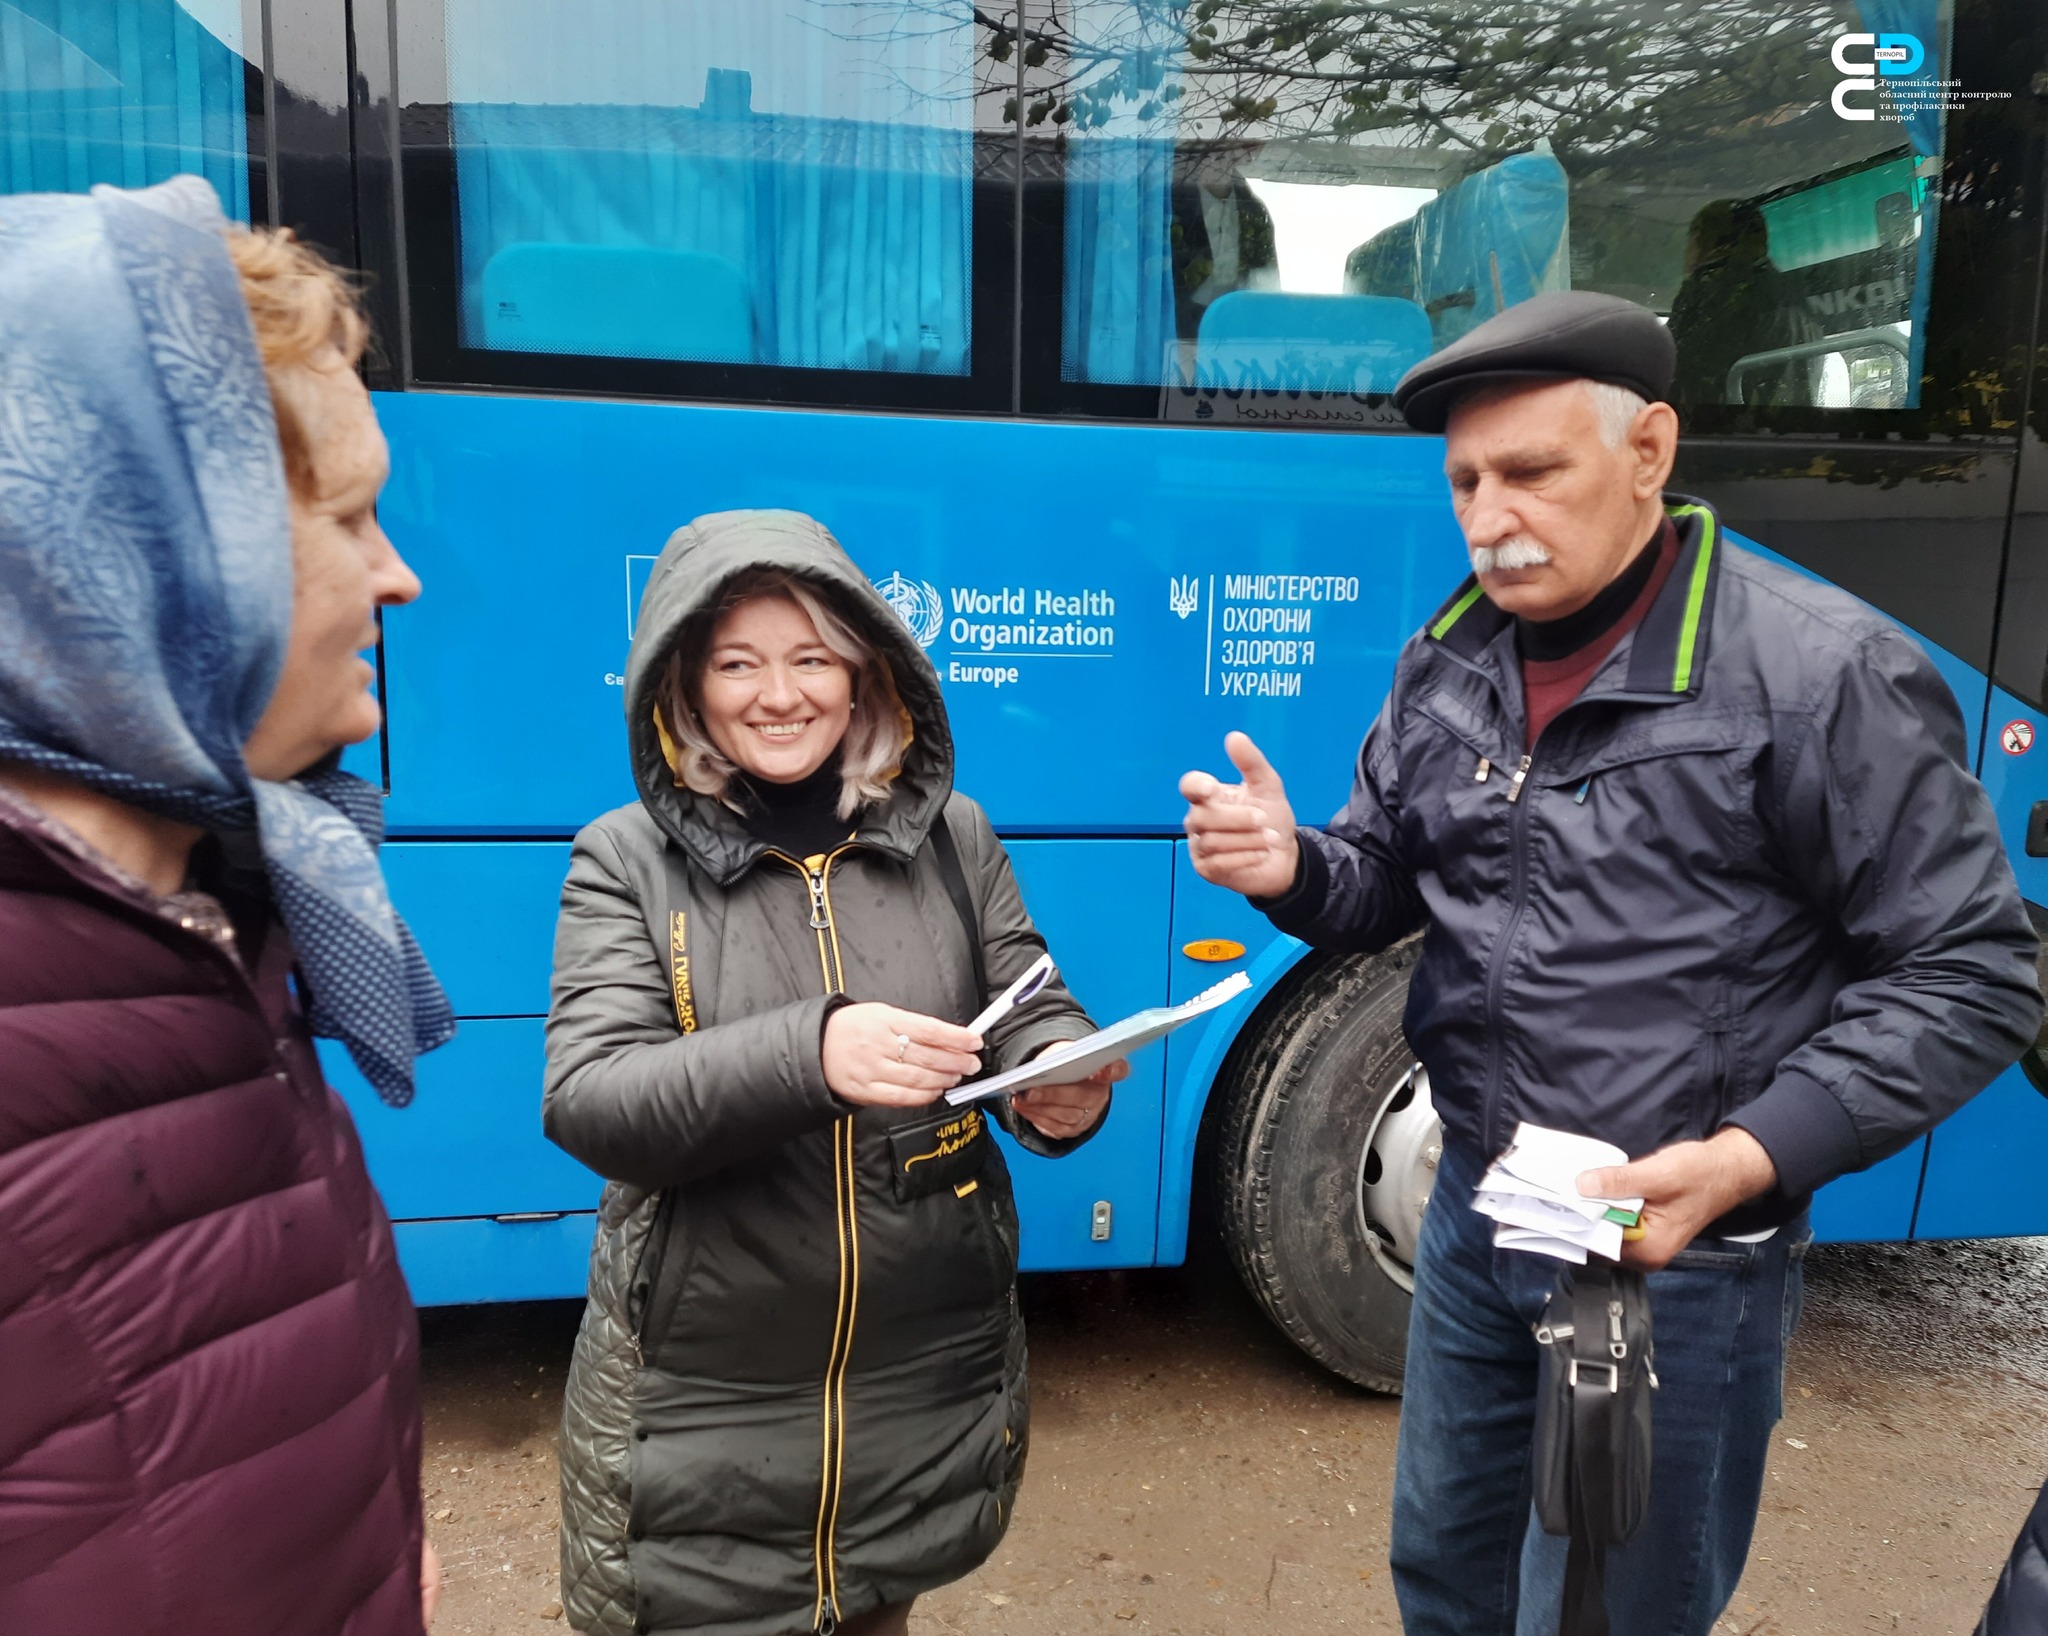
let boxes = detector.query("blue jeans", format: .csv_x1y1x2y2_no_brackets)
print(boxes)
1391,1145,1811,1636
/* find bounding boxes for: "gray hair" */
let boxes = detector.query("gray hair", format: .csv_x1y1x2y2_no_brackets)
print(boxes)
1582,379,1651,448
655,570,912,821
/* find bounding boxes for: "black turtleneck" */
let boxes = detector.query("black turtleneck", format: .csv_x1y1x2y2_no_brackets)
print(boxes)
734,757,856,860
1515,522,1666,662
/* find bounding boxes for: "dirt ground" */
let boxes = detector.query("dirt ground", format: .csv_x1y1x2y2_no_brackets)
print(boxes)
418,1233,2048,1636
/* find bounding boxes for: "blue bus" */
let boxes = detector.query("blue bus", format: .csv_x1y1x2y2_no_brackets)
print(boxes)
11,0,2047,1387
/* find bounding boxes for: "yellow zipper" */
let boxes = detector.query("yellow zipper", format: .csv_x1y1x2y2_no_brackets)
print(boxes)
769,847,858,1632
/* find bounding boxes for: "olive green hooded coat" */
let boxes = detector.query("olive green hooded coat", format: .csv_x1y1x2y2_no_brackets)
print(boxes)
545,510,1099,1636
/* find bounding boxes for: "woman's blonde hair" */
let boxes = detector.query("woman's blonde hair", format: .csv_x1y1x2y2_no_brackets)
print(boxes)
656,570,914,821
222,225,369,497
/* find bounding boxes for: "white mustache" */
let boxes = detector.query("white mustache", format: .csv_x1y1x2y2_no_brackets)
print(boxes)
1470,537,1553,574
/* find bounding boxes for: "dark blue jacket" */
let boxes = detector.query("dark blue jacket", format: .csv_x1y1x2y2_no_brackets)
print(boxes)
1265,497,2040,1226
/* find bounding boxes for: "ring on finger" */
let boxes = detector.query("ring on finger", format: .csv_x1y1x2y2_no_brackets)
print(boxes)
894,1033,910,1062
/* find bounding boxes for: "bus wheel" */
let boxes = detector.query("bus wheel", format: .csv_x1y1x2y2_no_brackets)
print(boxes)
1209,943,1439,1393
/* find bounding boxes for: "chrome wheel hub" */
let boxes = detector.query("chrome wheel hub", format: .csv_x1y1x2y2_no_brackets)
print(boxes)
1355,1064,1442,1293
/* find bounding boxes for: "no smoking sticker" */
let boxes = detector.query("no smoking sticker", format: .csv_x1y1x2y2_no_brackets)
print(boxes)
2001,720,2034,755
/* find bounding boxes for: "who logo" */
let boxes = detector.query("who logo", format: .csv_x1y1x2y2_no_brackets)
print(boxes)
875,571,945,649
1830,31,1925,121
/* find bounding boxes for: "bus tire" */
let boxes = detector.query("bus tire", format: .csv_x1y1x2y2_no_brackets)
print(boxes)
1209,941,1440,1394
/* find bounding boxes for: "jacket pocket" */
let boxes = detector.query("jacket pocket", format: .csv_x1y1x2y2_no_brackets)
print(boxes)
1549,707,1764,785
966,1156,1021,1300
632,1192,684,1366
1413,686,1508,761
1540,713,1768,873
886,1104,992,1201
1695,1014,1736,1134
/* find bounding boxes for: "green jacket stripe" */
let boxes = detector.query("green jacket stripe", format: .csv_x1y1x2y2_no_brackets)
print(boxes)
1430,583,1486,641
1667,503,1717,693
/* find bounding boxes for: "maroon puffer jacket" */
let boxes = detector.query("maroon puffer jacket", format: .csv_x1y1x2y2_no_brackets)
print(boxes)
0,808,426,1634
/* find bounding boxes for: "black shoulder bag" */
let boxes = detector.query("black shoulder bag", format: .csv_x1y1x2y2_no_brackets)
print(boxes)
1531,1258,1658,1636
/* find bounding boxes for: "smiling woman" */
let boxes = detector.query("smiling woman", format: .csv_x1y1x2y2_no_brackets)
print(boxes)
543,509,1126,1636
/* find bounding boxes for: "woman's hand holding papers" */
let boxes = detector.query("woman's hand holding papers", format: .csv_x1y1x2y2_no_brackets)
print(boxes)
824,1003,983,1108
1180,732,1301,900
1011,1047,1125,1140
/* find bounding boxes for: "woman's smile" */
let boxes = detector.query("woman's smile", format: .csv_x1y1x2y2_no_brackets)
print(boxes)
698,594,855,783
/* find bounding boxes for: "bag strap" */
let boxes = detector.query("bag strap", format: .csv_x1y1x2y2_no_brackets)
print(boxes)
1560,1261,1617,1636
926,807,989,1017
658,841,701,1035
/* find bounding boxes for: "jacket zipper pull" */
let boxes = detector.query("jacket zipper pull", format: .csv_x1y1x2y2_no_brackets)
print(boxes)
1474,756,1491,783
804,865,830,931
1505,754,1533,804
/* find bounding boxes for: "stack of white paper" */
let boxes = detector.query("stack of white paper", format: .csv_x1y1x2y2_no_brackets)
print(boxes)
943,970,1252,1106
1471,1122,1645,1264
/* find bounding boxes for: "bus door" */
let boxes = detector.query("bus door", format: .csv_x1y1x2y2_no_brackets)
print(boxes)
1936,207,2048,1240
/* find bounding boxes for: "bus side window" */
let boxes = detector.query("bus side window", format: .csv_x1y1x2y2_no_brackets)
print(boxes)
1031,1,1950,422
410,0,991,382
393,0,1024,407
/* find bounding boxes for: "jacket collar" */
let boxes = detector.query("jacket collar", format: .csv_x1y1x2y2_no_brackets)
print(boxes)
1422,494,1723,703
0,796,274,973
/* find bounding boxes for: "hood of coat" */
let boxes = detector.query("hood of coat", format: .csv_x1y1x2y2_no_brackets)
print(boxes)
624,508,952,883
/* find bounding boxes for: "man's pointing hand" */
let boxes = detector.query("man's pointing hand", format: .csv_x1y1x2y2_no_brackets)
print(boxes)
1181,731,1301,900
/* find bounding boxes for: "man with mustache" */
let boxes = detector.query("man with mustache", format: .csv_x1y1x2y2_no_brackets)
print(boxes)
1180,290,2039,1635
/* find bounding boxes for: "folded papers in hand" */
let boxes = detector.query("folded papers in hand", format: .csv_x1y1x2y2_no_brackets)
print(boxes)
1471,1122,1645,1264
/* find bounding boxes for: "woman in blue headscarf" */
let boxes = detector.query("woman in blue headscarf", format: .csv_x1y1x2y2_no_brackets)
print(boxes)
0,177,451,1633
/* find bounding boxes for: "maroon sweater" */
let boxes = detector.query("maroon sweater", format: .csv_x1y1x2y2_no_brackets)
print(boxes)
0,804,425,1635
1520,521,1680,747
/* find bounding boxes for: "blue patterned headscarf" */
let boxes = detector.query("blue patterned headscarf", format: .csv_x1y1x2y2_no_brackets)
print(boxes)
0,176,453,1105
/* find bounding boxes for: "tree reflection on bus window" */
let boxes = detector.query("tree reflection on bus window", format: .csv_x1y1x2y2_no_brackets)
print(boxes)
1035,0,1946,413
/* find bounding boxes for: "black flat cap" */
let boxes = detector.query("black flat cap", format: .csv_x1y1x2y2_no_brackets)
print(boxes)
1393,290,1676,432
